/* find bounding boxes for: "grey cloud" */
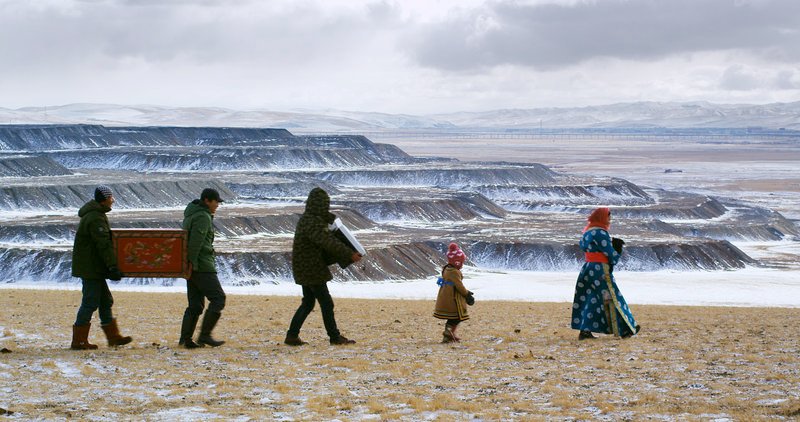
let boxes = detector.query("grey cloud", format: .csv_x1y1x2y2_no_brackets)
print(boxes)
114,0,249,5
409,0,800,71
719,65,760,90
0,0,401,72
719,66,800,91
774,69,800,89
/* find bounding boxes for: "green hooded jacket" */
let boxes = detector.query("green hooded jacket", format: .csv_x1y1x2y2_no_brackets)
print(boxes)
183,200,217,273
291,188,355,285
71,200,117,279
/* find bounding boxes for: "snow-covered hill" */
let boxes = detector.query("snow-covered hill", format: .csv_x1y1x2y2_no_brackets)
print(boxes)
432,101,800,129
2,101,798,130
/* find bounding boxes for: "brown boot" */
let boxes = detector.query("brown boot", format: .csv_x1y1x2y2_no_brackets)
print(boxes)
71,324,98,350
101,319,132,347
451,325,462,342
442,325,457,343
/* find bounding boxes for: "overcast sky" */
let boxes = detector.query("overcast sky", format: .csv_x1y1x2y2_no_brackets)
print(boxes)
1,0,799,114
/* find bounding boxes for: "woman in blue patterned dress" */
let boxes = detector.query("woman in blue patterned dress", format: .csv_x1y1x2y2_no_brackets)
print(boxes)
571,207,640,340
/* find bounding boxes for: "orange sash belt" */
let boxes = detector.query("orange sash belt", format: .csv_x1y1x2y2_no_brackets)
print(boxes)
585,252,608,263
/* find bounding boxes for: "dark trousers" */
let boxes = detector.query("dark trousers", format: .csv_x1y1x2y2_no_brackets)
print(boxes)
183,272,226,319
447,319,461,327
287,284,340,339
75,278,114,326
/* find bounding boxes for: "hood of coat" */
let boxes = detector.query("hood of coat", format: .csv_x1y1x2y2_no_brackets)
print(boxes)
184,199,212,219
442,264,462,277
78,200,111,217
304,188,336,223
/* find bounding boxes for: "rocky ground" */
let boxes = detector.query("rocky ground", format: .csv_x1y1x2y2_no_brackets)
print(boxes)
2,289,798,420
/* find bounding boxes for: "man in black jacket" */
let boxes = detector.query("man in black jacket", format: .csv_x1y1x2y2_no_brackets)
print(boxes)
70,185,132,350
285,188,362,346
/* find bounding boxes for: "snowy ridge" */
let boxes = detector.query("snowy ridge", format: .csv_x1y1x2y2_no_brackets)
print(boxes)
50,148,396,171
227,180,340,200
0,210,375,245
432,101,800,130
0,238,760,286
0,242,444,285
3,101,800,129
0,125,294,151
343,193,507,223
467,240,756,272
317,166,556,187
476,181,653,207
0,180,234,211
0,155,73,177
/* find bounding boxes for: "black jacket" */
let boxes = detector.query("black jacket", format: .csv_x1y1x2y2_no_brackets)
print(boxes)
291,188,354,285
71,200,117,279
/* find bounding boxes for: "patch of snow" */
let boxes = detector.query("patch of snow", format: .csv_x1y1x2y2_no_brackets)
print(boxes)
756,398,788,406
4,267,798,307
55,360,82,378
146,406,219,421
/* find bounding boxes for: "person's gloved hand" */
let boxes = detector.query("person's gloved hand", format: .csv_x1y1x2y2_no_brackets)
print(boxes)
465,291,475,306
107,266,123,281
611,237,625,254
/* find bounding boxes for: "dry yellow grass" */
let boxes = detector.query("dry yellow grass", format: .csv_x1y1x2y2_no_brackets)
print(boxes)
1,288,799,420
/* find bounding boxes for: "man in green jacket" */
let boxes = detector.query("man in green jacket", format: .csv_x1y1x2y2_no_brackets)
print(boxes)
71,185,132,350
285,187,362,346
179,188,227,349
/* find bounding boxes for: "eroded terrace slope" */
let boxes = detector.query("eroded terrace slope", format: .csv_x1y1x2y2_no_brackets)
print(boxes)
0,125,796,285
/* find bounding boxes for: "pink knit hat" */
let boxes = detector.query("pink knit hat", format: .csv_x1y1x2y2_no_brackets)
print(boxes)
447,242,466,269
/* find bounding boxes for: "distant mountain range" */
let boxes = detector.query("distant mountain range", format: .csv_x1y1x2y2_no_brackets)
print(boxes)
1,101,798,130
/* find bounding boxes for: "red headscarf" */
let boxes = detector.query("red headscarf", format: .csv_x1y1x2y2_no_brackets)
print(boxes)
583,207,611,232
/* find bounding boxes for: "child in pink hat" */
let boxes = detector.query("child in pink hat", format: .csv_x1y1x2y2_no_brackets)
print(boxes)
433,243,474,343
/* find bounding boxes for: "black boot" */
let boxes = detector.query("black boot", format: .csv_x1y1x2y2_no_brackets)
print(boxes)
179,313,203,349
330,335,355,345
284,334,307,346
578,330,597,340
197,311,225,347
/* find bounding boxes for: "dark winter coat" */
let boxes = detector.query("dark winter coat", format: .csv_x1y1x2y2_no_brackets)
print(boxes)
291,188,354,285
71,200,117,279
183,200,217,273
433,265,470,321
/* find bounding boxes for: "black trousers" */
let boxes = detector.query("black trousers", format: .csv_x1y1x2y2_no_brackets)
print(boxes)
75,278,114,326
183,272,226,319
447,319,461,327
287,284,340,339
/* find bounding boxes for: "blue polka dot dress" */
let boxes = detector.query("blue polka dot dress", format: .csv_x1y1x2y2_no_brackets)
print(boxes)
571,227,638,337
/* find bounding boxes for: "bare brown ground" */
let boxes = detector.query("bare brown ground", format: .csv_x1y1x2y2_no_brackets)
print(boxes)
1,289,799,420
